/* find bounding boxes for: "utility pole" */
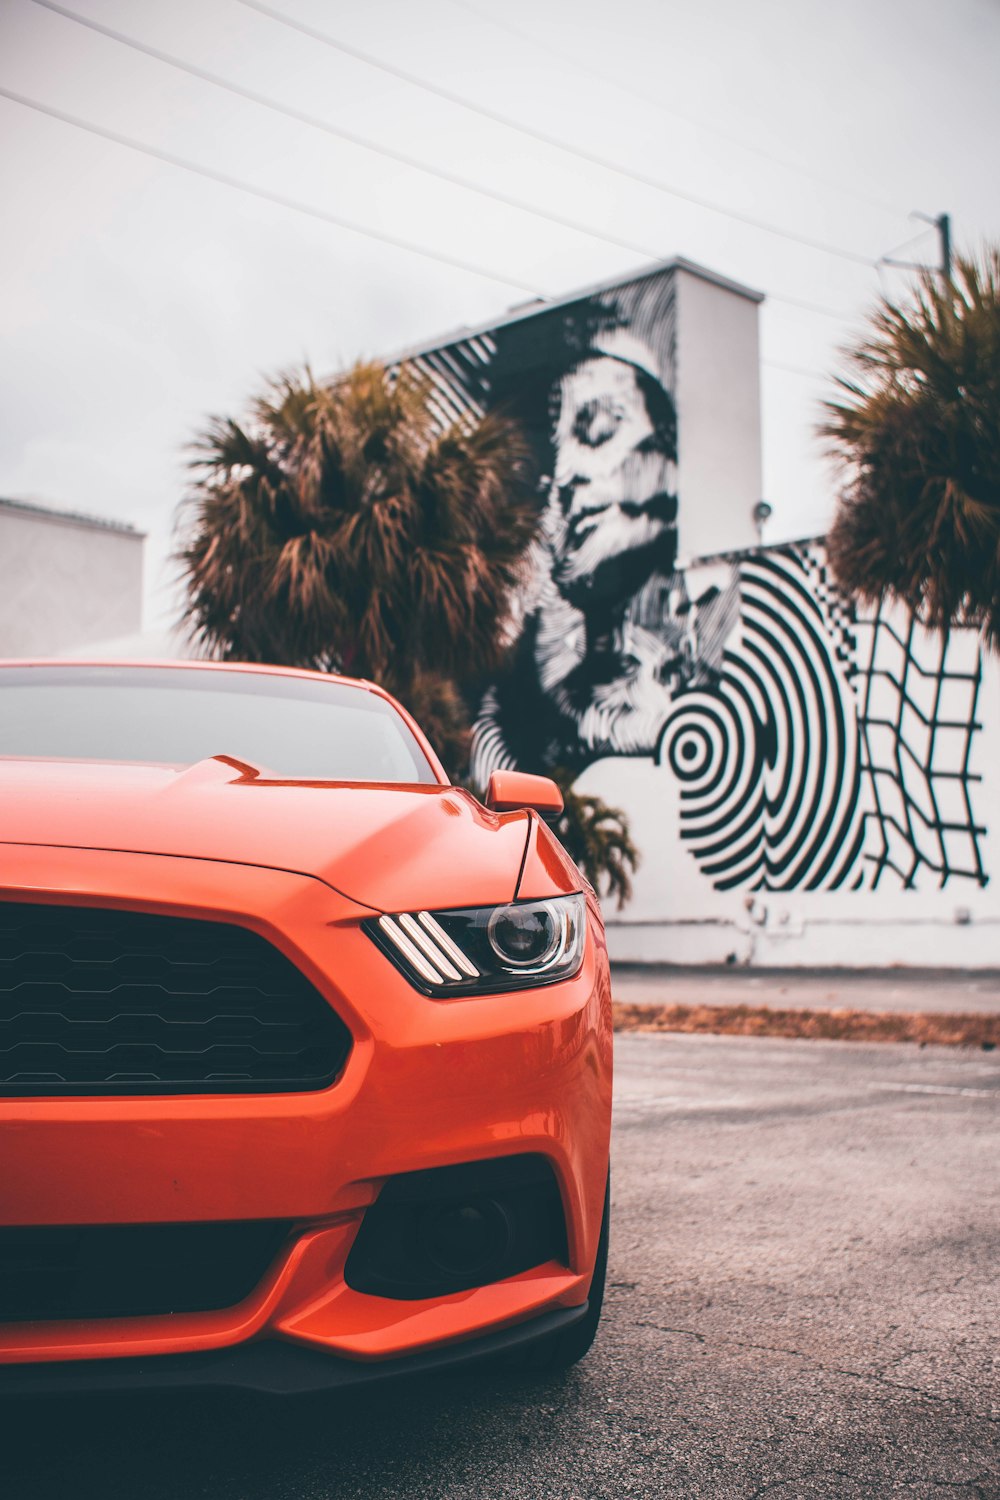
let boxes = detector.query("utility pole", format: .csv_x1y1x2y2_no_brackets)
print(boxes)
881,211,952,283
915,211,951,281
938,212,952,281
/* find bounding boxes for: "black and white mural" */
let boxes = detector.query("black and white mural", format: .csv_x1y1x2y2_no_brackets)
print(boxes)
402,266,989,895
659,545,987,893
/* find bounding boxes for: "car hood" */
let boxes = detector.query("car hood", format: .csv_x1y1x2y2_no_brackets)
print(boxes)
0,756,533,912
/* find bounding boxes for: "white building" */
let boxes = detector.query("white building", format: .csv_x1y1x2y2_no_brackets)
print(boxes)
386,258,998,969
0,497,145,658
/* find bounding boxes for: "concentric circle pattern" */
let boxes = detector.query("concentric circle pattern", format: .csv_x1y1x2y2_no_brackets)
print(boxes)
659,554,864,890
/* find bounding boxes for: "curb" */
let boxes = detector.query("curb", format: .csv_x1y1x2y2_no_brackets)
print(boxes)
612,1002,1000,1048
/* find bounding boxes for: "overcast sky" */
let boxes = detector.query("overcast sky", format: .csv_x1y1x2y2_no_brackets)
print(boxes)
2,0,999,631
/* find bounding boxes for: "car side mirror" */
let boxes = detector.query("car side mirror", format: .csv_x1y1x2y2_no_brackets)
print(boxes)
485,770,564,823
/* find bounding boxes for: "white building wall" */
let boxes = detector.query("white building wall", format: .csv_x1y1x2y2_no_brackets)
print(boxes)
0,503,144,657
380,259,997,969
590,564,999,971
674,263,762,560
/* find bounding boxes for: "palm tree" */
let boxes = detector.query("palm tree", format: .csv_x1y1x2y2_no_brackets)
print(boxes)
178,359,642,908
176,362,537,764
551,771,639,910
822,247,1000,648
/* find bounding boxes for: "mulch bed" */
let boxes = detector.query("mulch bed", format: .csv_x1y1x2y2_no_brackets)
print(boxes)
612,1002,1000,1048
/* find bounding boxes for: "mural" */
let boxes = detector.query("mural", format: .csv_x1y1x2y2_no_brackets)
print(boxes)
853,587,986,890
401,268,989,894
409,273,685,780
661,546,987,893
660,548,864,892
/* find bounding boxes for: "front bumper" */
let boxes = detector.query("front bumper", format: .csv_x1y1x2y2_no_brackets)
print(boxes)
0,1306,589,1397
0,843,612,1374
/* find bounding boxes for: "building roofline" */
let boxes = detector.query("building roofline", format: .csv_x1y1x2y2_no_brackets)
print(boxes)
670,258,765,304
383,257,764,368
0,496,145,538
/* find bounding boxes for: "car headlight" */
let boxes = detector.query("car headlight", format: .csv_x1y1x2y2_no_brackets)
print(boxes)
364,893,587,995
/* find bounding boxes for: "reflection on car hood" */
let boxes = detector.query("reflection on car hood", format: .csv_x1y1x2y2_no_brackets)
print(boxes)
0,756,531,912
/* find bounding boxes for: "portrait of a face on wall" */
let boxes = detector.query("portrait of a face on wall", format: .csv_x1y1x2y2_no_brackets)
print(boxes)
544,349,678,612
407,269,734,783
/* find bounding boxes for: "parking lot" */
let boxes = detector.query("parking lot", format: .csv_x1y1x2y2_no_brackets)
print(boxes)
8,1031,1000,1499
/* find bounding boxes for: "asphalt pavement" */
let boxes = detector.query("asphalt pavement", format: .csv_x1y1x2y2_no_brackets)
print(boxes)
6,1032,999,1499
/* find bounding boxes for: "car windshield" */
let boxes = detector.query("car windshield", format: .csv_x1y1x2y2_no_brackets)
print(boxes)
0,665,438,783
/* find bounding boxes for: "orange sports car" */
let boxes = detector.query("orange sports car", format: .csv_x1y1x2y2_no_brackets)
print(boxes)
0,660,612,1395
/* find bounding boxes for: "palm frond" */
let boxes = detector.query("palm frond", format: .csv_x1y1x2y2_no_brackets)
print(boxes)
175,358,541,679
822,246,1000,649
550,770,640,910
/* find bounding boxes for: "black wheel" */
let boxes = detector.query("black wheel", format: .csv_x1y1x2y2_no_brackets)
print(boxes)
505,1170,609,1374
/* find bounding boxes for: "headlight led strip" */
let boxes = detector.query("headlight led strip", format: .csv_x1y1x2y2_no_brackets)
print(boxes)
377,911,480,988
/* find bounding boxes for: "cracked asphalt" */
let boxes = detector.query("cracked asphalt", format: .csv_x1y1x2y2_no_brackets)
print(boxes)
7,1032,1000,1499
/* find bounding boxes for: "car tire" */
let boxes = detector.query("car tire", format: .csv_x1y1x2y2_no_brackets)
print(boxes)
504,1168,610,1374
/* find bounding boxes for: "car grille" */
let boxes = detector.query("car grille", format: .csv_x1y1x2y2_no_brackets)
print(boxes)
0,902,351,1095
0,1220,292,1323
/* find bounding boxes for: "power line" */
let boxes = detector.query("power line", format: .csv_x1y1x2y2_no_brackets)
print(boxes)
0,84,864,331
24,0,873,330
0,85,541,293
765,291,864,322
28,0,677,268
763,359,831,381
447,0,907,223
881,211,951,281
237,0,882,270
879,225,938,264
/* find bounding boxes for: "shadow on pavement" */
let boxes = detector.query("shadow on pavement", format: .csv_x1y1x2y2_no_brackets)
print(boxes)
6,1364,590,1500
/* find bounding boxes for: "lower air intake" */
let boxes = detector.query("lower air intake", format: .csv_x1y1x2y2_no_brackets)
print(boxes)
345,1155,568,1300
0,1220,291,1323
